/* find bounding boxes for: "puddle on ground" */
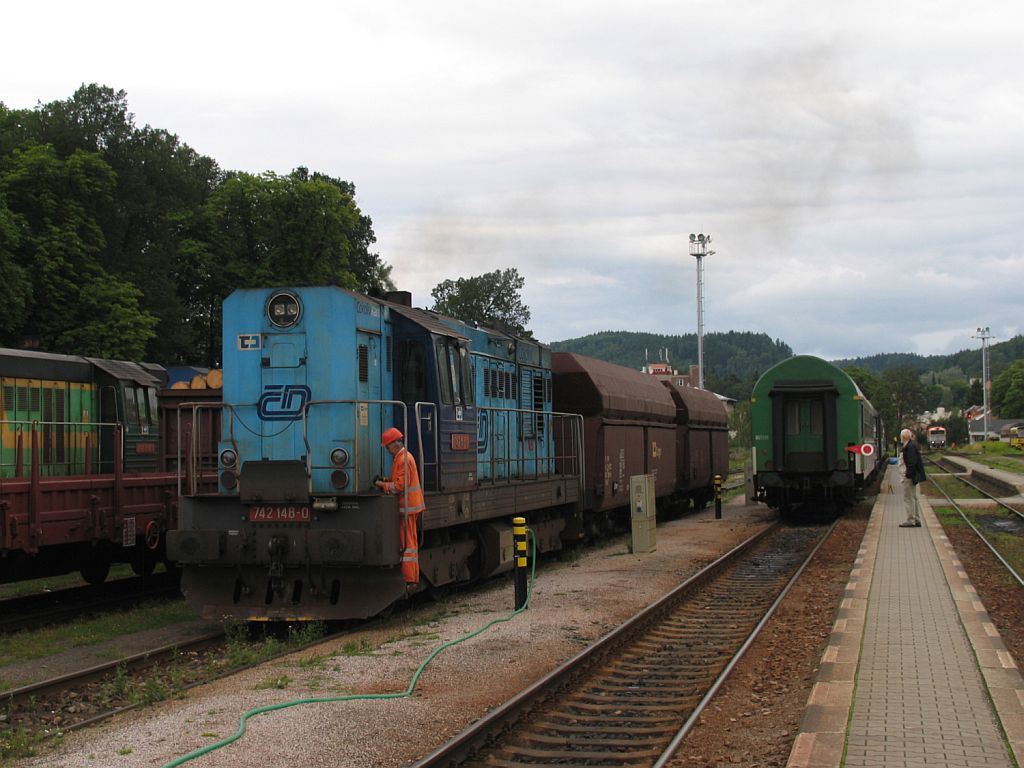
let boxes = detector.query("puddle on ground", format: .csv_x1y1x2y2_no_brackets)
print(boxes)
975,514,1024,535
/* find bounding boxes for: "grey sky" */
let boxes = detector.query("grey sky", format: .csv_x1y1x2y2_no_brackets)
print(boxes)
5,1,1022,359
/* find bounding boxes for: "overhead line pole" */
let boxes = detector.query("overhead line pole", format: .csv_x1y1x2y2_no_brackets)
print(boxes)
688,233,715,389
973,326,993,441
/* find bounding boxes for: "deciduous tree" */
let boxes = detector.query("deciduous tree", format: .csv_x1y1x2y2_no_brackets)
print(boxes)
0,143,119,350
991,360,1024,417
842,365,880,402
431,268,531,336
0,196,30,338
181,170,384,365
876,366,927,431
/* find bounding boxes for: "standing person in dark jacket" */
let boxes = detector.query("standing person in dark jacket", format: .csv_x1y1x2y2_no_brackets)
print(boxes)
899,428,927,527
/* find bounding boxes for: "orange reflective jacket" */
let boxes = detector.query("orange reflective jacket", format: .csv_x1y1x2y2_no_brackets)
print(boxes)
381,447,425,584
381,448,426,516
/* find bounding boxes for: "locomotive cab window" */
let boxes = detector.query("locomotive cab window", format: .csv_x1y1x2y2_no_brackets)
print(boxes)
435,341,452,405
434,339,474,406
457,344,473,405
146,387,159,428
100,385,117,424
398,340,428,405
123,385,140,428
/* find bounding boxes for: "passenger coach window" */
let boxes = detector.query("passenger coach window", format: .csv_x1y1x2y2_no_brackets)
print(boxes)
785,402,800,435
809,400,823,435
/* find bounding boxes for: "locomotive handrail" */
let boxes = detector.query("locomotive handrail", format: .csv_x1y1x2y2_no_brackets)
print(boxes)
413,401,440,491
171,402,224,497
170,398,584,503
1,418,121,477
300,399,409,497
475,406,584,497
176,399,415,498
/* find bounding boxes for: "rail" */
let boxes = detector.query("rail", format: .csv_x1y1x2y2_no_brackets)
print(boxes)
412,520,837,768
924,456,1024,587
928,456,1024,521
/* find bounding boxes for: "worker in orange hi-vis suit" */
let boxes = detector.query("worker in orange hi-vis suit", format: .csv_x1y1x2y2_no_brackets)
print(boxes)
375,428,425,585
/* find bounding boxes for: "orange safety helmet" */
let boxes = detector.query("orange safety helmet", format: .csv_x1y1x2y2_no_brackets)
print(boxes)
381,427,404,447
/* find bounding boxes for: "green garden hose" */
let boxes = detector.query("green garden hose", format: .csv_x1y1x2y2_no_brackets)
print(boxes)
161,531,537,768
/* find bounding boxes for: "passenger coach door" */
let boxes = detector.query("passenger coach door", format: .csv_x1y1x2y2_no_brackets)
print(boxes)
783,396,826,472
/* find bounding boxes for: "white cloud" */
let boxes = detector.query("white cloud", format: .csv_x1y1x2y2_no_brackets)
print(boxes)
3,0,1022,359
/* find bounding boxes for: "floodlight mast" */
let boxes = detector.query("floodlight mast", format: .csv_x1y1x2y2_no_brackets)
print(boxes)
688,233,715,389
972,326,993,441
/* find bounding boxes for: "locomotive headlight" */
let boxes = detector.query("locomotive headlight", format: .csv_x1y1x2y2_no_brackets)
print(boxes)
220,449,237,468
267,291,302,328
330,470,350,489
221,470,238,490
330,448,350,466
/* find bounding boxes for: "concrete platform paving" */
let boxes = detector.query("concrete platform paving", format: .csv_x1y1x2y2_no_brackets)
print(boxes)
787,464,1024,767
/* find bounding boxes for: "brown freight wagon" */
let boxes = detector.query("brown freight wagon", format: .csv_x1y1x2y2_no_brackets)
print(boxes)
659,378,729,508
552,352,678,520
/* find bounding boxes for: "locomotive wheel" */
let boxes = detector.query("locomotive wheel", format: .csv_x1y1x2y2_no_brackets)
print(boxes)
131,547,158,577
144,520,161,550
80,558,111,586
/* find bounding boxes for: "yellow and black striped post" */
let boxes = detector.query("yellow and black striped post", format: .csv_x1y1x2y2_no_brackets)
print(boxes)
714,474,723,519
513,516,528,610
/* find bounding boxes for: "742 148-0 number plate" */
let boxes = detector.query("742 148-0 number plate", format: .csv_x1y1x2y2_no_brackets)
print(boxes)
248,505,311,523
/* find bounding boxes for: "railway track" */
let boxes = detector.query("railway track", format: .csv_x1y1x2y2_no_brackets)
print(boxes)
0,572,183,635
927,456,1024,519
413,520,835,768
1,621,348,737
925,456,1024,588
3,629,227,733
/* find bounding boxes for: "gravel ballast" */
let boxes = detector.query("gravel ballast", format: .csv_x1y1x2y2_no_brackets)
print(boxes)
16,502,787,768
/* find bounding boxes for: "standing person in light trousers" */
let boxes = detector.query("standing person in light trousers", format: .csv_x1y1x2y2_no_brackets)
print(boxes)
899,428,926,527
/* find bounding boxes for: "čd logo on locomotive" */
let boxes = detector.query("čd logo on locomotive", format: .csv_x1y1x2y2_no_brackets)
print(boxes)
257,384,311,420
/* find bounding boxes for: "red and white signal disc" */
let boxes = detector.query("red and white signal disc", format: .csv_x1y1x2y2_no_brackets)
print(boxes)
860,443,875,456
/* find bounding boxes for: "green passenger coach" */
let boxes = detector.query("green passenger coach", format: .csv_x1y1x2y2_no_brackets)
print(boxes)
750,355,882,513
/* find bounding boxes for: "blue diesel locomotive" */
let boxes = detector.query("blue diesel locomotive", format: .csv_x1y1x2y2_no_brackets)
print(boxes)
168,287,585,620
168,286,730,621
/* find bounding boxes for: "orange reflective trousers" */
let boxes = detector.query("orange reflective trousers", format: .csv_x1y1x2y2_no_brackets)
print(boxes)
381,448,426,584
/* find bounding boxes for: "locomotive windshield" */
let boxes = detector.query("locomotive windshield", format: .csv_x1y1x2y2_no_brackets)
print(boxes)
435,339,474,406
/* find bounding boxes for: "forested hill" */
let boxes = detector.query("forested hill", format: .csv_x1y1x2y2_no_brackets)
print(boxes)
834,334,1024,379
549,331,792,401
